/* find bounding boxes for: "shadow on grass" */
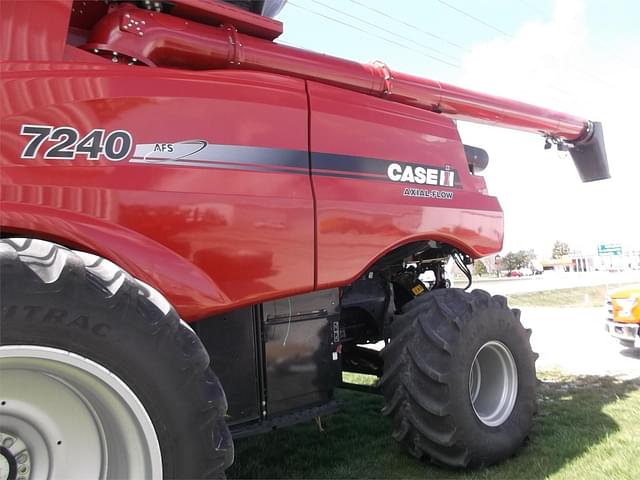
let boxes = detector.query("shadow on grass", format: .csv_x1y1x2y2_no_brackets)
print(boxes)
227,374,640,479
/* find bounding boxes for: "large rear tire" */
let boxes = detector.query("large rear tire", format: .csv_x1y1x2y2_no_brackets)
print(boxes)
380,288,537,468
0,239,233,479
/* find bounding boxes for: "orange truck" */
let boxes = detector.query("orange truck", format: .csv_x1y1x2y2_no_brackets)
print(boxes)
605,286,640,348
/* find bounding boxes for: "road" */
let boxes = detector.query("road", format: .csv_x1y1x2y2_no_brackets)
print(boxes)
473,270,640,378
468,270,640,295
520,307,640,379
371,271,640,378
369,304,640,378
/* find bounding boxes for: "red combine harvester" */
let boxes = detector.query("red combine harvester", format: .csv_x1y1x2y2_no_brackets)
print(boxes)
0,1,609,478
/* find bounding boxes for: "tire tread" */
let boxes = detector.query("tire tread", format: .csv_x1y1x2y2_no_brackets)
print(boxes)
381,288,537,468
0,238,233,478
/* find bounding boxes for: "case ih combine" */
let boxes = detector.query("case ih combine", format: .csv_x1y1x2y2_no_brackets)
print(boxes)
0,0,609,478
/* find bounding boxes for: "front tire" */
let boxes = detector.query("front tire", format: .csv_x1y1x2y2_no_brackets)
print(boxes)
380,288,537,468
0,239,233,479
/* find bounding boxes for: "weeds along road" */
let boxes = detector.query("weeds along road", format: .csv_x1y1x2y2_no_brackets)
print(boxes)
519,307,640,379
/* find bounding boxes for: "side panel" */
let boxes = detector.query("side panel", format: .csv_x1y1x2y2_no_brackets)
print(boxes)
262,289,340,415
194,289,341,428
0,0,71,62
194,306,262,424
307,82,504,289
0,66,314,320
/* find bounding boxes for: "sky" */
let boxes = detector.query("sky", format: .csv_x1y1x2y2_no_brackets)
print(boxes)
273,0,640,258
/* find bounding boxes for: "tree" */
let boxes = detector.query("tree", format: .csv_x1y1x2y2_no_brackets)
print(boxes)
501,250,534,272
474,260,488,276
552,241,570,259
501,252,519,272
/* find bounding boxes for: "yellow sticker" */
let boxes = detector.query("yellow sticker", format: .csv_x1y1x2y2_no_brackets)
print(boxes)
411,284,425,296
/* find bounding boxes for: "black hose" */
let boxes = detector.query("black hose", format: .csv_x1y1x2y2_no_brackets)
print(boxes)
453,253,472,290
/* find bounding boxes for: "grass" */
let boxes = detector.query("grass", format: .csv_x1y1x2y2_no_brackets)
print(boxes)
228,286,640,479
507,283,638,308
228,372,640,479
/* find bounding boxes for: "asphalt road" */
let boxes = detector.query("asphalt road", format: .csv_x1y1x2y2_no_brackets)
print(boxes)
520,306,640,379
469,270,640,295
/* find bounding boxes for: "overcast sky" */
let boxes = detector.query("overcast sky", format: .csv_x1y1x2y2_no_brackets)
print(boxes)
275,0,640,258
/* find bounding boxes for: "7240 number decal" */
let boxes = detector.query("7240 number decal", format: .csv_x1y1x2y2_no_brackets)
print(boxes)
20,125,133,161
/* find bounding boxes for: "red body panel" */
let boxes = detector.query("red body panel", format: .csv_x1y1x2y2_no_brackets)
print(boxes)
1,1,506,320
307,82,502,289
0,65,315,319
0,1,72,62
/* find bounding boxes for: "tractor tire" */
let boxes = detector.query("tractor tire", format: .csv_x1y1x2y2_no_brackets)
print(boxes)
0,239,233,479
380,288,537,468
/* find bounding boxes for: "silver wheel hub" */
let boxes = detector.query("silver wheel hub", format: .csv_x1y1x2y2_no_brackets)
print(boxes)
0,346,162,480
0,453,10,480
0,432,31,480
468,341,518,427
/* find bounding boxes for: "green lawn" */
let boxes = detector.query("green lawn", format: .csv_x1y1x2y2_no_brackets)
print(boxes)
228,284,640,479
228,372,640,479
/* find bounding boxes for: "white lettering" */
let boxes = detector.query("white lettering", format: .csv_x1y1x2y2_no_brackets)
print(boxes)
388,162,456,188
400,166,415,182
426,168,439,185
387,163,402,181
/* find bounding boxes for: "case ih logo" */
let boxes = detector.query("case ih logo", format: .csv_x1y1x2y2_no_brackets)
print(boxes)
386,163,456,187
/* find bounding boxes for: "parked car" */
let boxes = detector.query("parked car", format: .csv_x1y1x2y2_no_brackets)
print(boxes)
605,286,640,348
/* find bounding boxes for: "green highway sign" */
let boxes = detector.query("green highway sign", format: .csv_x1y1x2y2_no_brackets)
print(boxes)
598,243,622,256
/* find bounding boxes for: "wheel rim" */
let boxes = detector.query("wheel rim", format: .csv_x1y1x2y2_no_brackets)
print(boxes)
468,341,518,427
0,346,162,480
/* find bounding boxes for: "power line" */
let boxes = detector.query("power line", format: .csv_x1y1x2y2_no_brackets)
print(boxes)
435,0,510,36
284,1,583,106
308,0,460,62
287,2,460,68
342,1,579,104
347,0,465,51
